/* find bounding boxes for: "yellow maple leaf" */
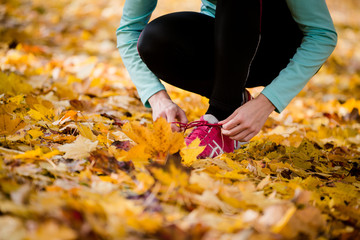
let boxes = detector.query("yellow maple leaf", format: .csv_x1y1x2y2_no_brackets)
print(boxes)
14,147,60,161
25,129,44,141
122,121,151,146
0,113,26,136
0,72,33,96
8,95,25,105
150,117,184,154
77,123,97,141
126,211,163,234
341,98,360,113
122,144,152,167
122,118,184,164
133,171,155,194
180,138,205,167
0,101,18,115
28,104,55,122
14,147,42,159
150,163,189,188
28,129,42,137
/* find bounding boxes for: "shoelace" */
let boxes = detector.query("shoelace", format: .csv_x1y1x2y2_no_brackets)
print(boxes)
173,90,252,132
172,120,221,132
173,120,227,157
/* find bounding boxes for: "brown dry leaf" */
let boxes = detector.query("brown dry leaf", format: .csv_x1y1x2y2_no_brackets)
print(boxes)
27,221,77,240
272,205,326,239
58,135,98,160
0,113,26,135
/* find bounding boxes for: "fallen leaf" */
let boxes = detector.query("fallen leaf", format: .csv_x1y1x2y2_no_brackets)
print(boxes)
58,135,98,160
180,138,205,167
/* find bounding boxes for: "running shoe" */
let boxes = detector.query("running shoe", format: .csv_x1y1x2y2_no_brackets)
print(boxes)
185,114,245,158
175,90,253,158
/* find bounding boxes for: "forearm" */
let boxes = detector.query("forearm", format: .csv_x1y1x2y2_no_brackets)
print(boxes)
116,0,164,108
262,0,337,113
117,42,165,107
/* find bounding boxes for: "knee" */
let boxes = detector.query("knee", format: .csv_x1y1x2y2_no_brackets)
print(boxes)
137,20,165,60
137,28,150,59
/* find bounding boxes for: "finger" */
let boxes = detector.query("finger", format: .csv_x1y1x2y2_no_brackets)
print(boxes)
222,116,245,130
171,123,181,132
220,110,245,129
178,109,188,124
158,112,167,121
221,124,245,137
229,129,252,142
167,112,181,132
231,131,255,142
175,110,188,132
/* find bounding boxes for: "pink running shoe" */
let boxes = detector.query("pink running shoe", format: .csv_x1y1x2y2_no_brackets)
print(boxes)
178,114,244,158
175,90,253,158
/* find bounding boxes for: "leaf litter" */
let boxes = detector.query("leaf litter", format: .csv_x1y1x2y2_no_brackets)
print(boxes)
0,0,360,239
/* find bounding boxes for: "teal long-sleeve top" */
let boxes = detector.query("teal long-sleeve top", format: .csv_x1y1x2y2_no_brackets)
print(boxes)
116,0,337,113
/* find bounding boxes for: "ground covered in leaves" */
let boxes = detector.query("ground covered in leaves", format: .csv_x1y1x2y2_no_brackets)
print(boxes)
0,0,360,239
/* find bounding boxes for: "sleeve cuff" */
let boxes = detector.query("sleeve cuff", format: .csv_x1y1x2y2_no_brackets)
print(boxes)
141,85,166,108
261,88,286,114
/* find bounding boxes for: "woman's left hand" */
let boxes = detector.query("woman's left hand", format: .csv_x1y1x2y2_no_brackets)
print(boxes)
219,93,275,142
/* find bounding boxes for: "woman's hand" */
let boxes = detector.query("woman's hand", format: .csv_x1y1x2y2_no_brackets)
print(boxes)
148,90,188,131
219,93,275,141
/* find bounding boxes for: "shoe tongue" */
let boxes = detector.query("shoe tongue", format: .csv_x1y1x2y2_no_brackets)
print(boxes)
202,114,219,124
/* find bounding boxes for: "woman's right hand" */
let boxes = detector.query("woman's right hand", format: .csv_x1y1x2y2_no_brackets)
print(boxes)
148,90,188,132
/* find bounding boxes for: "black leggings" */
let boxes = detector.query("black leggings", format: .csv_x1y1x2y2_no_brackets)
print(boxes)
137,0,303,120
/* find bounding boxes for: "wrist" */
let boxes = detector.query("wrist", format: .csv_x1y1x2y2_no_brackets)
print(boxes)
148,90,172,107
257,93,275,112
149,90,170,103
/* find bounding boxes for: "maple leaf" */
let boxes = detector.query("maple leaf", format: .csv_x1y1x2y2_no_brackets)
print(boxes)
122,117,184,164
0,113,26,136
0,0,359,239
58,135,98,160
14,148,60,162
28,104,56,122
0,72,33,95
122,144,152,167
53,110,78,126
150,162,189,188
180,138,205,167
26,129,44,139
77,123,97,141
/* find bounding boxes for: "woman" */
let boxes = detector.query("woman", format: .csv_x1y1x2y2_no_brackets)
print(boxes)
116,0,337,158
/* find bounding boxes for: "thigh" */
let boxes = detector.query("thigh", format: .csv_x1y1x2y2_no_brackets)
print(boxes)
246,0,303,88
137,12,215,98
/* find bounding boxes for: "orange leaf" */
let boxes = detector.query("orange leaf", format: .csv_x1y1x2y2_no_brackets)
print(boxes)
122,118,184,164
0,113,26,136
